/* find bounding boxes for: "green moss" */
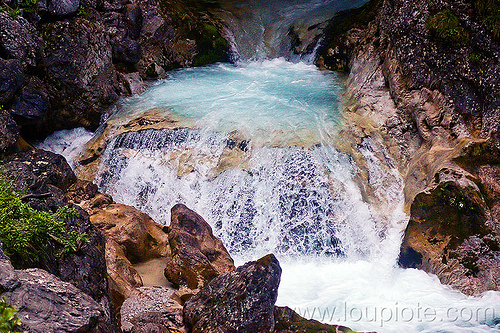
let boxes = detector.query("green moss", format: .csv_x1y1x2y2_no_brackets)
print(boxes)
427,9,469,45
0,177,85,269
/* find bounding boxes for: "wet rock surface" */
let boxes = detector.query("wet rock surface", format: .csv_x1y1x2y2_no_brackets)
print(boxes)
184,254,281,333
165,203,235,290
318,0,500,294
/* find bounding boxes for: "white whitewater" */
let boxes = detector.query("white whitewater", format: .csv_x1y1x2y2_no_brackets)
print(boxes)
38,1,500,331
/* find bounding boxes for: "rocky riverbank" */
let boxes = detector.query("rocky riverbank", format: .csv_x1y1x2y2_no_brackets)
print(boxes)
317,0,500,295
0,0,230,141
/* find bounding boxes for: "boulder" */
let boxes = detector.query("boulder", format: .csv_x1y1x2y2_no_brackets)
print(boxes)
112,35,142,64
120,286,184,333
89,203,170,311
0,59,24,104
90,203,171,263
106,238,143,312
0,13,41,68
64,179,99,205
39,0,80,17
399,168,500,295
4,149,77,191
35,18,119,135
183,254,281,333
0,110,19,153
164,204,235,290
2,268,104,333
10,87,49,125
119,72,146,95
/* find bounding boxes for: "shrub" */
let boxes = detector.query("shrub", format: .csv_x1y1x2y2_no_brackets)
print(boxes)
428,9,469,45
0,177,85,268
0,298,22,333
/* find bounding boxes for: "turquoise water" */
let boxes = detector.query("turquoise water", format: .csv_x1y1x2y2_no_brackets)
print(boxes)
113,59,342,144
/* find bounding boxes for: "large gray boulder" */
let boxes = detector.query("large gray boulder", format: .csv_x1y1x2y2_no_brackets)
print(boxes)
183,254,281,333
0,12,41,68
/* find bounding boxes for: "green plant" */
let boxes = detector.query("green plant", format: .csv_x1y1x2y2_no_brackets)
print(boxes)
0,298,22,333
0,0,37,18
428,9,469,45
77,5,87,17
0,177,84,268
476,0,500,39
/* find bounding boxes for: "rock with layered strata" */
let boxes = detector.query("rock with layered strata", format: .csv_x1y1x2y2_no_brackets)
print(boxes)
164,203,235,290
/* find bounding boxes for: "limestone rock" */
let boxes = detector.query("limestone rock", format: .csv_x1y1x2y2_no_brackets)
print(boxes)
183,254,281,333
39,0,81,17
36,18,119,135
120,286,184,333
399,168,500,295
164,203,235,289
90,203,170,263
0,58,24,104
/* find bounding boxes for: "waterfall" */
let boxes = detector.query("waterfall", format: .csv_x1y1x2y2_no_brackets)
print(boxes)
36,2,500,331
214,0,367,60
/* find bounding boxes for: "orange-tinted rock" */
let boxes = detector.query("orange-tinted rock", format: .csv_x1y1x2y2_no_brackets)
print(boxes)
164,204,234,289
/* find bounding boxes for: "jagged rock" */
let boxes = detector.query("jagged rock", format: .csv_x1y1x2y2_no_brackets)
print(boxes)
10,87,49,125
399,167,500,294
123,4,142,39
164,204,235,290
120,286,184,333
38,0,81,17
274,306,357,333
112,35,142,64
119,72,146,95
2,268,104,333
4,149,77,191
106,238,143,312
0,59,24,104
0,13,41,67
64,179,99,204
0,110,19,152
184,254,281,333
35,18,119,135
0,149,118,331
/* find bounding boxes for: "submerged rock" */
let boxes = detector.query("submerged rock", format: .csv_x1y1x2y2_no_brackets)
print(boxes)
184,254,281,333
164,203,235,290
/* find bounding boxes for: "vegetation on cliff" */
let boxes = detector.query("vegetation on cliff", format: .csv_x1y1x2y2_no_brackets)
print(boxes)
0,177,86,269
0,298,22,333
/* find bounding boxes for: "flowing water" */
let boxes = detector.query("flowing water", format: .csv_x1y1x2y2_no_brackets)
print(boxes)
37,1,500,332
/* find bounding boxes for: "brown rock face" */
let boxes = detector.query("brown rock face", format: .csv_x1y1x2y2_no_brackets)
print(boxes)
164,203,235,289
399,167,500,294
184,254,281,333
89,203,171,311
